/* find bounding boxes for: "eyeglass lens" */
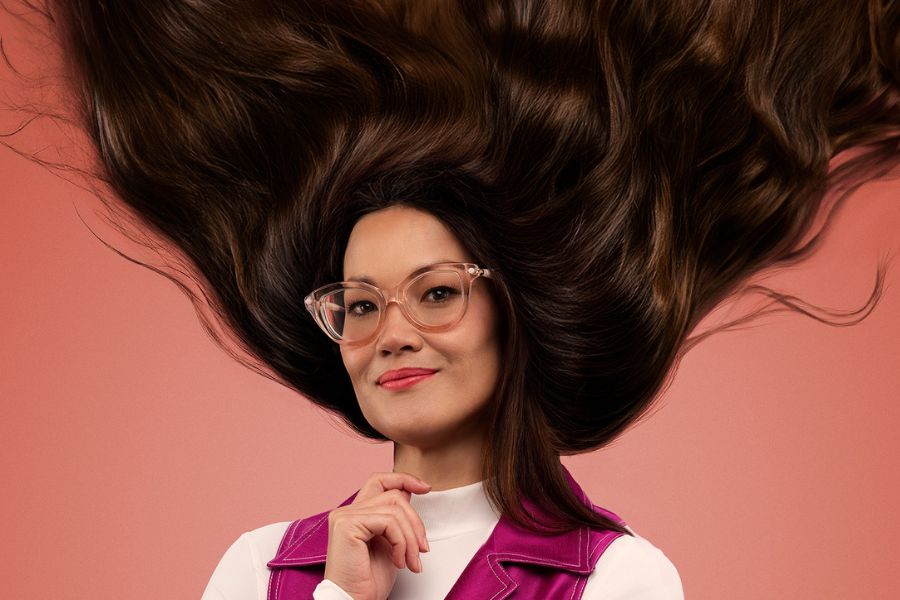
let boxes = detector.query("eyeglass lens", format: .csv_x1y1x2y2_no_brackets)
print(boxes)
319,270,465,342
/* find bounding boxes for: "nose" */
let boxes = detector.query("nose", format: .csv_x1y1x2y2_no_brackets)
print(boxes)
375,300,422,353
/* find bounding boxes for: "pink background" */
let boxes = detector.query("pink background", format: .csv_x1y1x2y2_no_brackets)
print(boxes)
2,10,899,599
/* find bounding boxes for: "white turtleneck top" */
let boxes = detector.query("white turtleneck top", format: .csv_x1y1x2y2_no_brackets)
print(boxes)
201,480,683,599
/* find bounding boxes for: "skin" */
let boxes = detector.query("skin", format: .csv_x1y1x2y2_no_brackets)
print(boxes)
340,204,503,491
322,205,503,599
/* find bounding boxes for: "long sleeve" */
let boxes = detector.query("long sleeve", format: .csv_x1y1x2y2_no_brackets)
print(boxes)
201,523,292,600
313,579,354,599
202,536,360,600
201,533,261,600
581,532,684,599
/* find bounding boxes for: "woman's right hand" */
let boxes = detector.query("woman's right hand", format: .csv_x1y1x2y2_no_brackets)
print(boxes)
322,471,433,600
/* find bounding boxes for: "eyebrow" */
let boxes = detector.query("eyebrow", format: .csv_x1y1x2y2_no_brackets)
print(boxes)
346,260,459,285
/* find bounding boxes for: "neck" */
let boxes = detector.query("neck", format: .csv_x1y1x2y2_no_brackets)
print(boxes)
392,427,486,491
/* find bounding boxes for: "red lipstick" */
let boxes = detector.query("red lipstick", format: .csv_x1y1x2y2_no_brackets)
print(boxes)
377,368,438,390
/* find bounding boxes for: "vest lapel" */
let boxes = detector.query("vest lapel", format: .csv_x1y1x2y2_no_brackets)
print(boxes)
443,467,623,600
267,465,625,600
266,492,356,600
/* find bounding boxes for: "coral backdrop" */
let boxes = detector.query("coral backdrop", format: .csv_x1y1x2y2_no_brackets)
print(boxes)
2,9,899,600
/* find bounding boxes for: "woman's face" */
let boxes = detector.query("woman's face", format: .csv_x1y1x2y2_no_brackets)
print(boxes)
340,205,502,450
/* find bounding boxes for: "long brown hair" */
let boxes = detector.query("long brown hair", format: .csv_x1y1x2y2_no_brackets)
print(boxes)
3,0,899,536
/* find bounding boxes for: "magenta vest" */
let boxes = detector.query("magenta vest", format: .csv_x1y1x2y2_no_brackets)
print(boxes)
266,465,626,599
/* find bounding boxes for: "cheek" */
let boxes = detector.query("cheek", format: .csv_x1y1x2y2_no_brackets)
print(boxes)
469,302,502,367
477,340,502,388
340,347,367,382
455,329,502,391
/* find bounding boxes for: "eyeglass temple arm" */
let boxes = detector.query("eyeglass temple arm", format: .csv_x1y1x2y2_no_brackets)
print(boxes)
469,265,494,279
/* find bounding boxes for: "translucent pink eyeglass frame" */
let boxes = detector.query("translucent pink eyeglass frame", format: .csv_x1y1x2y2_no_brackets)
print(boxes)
304,262,494,345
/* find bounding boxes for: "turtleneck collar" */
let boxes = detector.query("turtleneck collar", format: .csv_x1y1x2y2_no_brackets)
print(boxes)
408,479,501,541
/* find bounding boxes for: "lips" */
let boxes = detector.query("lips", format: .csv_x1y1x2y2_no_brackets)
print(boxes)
377,368,438,384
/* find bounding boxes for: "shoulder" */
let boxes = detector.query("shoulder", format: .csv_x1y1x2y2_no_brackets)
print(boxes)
244,520,296,554
582,526,684,600
201,521,293,600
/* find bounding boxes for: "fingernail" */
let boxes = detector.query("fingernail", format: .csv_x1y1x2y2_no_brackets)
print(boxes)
424,537,430,552
416,555,423,572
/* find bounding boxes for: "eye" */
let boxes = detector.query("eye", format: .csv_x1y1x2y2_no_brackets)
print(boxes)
422,286,460,303
348,300,378,316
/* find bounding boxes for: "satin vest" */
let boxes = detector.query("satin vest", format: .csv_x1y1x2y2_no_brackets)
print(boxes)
266,465,626,599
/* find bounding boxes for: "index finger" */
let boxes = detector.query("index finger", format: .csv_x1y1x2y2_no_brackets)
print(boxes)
353,471,432,504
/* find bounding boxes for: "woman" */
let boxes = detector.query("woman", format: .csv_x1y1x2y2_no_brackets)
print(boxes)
10,0,898,598
201,203,683,599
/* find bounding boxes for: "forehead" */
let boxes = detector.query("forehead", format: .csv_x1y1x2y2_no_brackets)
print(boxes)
342,206,472,285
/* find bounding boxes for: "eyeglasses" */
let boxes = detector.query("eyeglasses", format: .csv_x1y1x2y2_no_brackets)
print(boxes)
304,262,494,345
